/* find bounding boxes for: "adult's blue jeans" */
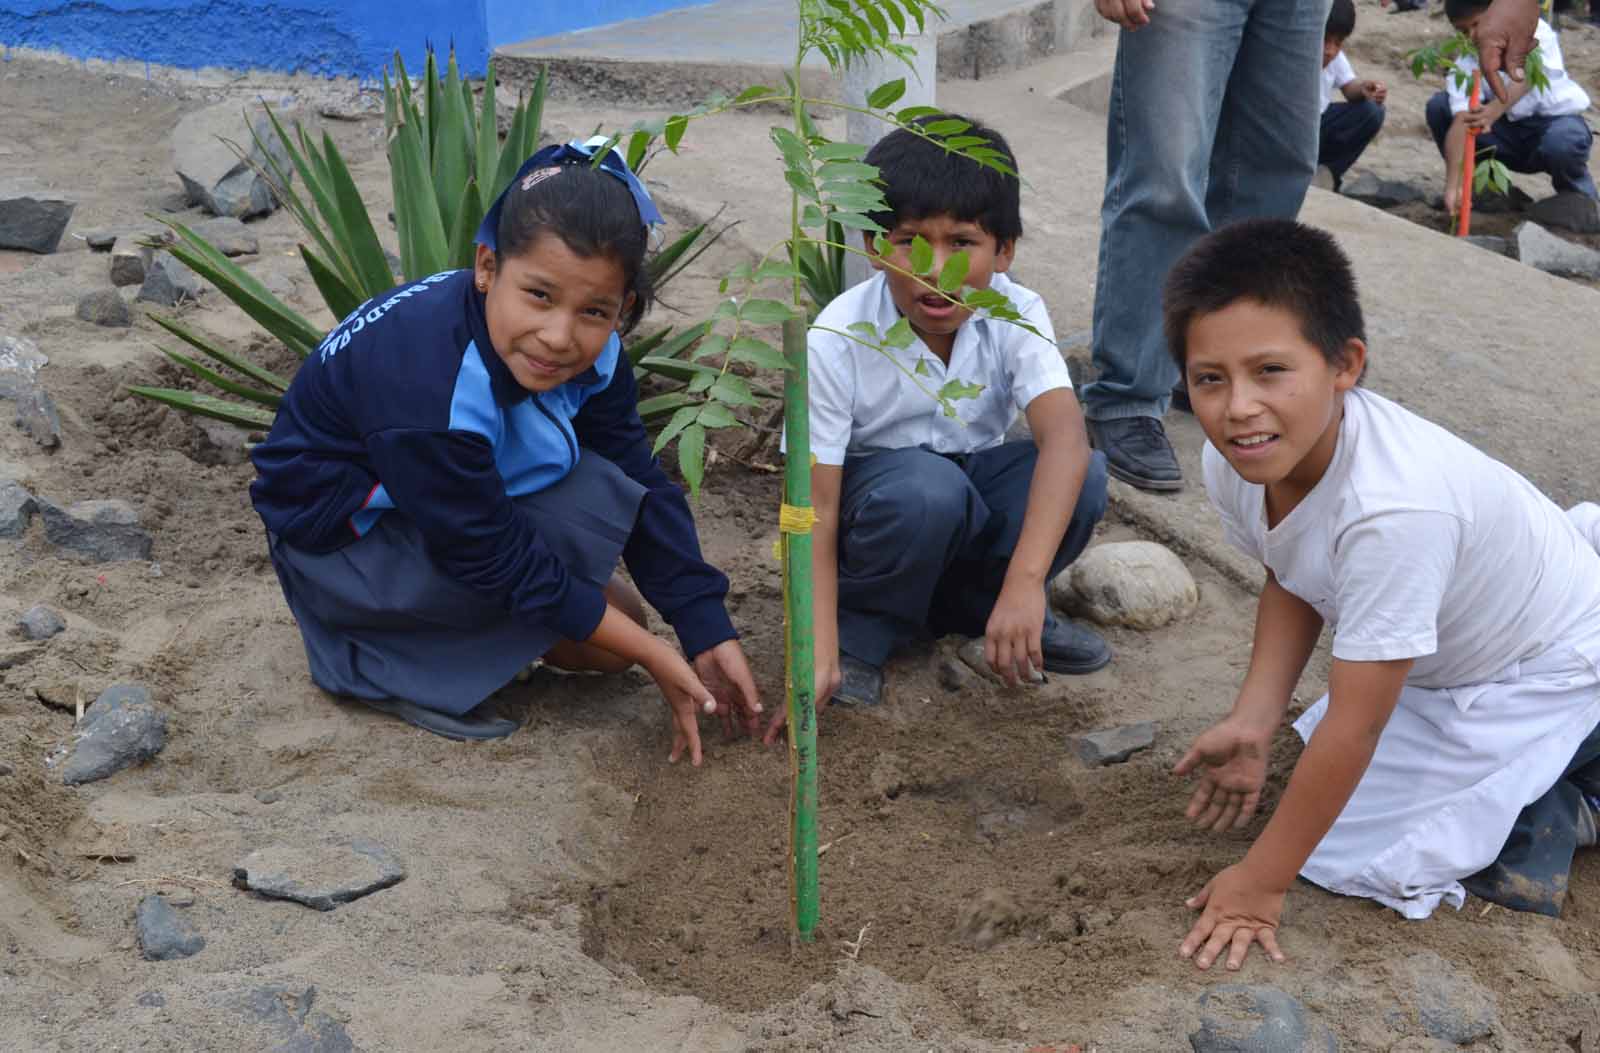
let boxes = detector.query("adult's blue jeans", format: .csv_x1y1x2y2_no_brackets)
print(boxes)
1424,91,1598,199
1083,0,1329,422
834,443,1108,666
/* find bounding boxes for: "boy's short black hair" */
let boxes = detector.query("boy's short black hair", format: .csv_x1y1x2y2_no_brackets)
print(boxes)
1445,0,1490,21
1326,0,1356,40
864,114,1022,244
1163,219,1366,380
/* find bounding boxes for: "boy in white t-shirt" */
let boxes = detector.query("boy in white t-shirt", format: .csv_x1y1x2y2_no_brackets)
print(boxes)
1318,0,1388,192
1426,0,1596,212
764,116,1108,733
1164,218,1600,971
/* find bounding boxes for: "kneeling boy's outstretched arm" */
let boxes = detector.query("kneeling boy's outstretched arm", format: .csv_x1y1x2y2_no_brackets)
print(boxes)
986,388,1090,683
1179,656,1411,971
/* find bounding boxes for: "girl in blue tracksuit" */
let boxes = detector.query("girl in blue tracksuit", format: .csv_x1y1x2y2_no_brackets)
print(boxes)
250,139,761,760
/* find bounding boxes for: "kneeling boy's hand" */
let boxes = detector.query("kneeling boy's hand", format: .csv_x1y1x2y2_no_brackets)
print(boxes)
645,650,718,766
1180,863,1287,971
1174,717,1272,832
985,584,1046,685
693,639,764,740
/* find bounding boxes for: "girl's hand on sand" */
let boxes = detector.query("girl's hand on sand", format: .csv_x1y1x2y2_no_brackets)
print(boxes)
1174,717,1271,832
1095,0,1154,30
1180,863,1287,971
693,639,764,740
647,650,716,766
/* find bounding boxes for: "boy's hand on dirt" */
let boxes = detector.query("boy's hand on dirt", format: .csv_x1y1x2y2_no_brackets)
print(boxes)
1444,182,1461,216
760,654,836,746
1473,0,1540,103
1180,863,1287,971
693,640,763,740
647,651,715,766
985,585,1046,686
1095,0,1154,30
1174,718,1271,832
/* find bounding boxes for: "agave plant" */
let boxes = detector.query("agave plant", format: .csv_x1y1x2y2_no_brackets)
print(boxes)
130,46,730,432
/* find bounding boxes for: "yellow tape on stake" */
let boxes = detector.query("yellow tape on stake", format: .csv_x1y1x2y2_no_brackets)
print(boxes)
778,503,816,535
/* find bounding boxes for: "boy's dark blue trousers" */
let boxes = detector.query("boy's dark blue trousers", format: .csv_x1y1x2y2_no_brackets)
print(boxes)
834,441,1108,666
1318,100,1386,187
1425,90,1598,199
268,452,643,716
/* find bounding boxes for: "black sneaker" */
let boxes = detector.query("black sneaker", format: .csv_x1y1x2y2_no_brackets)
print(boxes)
1087,416,1183,492
1041,614,1111,674
831,653,883,707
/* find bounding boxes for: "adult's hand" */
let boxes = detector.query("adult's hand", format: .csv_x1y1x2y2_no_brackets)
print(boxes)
1095,0,1154,31
1473,0,1540,104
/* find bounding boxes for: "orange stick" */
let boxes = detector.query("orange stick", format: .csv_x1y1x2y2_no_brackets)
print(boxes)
1458,70,1481,237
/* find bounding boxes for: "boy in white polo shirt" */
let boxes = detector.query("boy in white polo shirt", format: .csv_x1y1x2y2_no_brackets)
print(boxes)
1166,219,1600,971
789,116,1109,711
1318,0,1388,192
1426,0,1596,213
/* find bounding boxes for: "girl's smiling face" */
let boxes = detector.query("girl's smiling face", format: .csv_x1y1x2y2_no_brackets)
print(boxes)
474,235,634,393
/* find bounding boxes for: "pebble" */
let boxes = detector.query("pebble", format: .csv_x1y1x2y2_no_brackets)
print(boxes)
1341,171,1427,209
0,762,13,777
234,985,355,1052
0,186,76,253
0,478,39,538
109,249,146,287
135,251,203,307
1396,950,1498,1045
38,498,153,562
1053,541,1198,630
1190,984,1337,1053
75,289,132,328
1463,235,1509,257
233,839,406,911
253,788,282,805
59,684,168,786
957,636,1043,686
83,230,117,252
135,991,166,1008
1068,722,1157,767
189,216,259,257
1513,221,1600,280
937,652,977,693
135,894,204,961
18,604,65,641
1528,190,1600,235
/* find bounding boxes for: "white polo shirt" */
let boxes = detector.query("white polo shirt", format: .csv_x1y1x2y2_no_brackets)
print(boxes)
800,271,1072,466
1446,19,1590,121
1322,51,1356,114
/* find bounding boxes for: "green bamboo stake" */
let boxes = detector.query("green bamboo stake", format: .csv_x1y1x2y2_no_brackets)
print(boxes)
781,314,820,943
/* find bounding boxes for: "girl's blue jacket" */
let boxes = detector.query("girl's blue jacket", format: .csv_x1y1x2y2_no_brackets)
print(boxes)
249,269,735,657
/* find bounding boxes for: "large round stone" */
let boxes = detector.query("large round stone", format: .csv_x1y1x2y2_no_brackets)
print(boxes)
1053,540,1198,629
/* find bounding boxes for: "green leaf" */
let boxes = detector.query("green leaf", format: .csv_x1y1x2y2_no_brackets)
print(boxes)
847,321,880,341
800,204,826,228
913,358,932,377
626,130,651,171
476,59,501,196
155,347,283,407
652,404,701,453
867,78,906,109
697,401,740,428
937,378,984,402
937,252,969,293
665,114,688,152
711,374,759,407
924,118,972,137
148,313,291,392
677,424,707,495
160,221,323,358
637,391,696,421
884,317,916,349
738,298,797,324
689,371,716,394
690,333,731,361
816,160,879,183
727,336,790,370
638,356,721,384
390,115,450,276
828,210,884,233
813,142,868,161
735,84,778,103
712,298,739,321
909,235,934,275
873,233,891,257
447,179,482,271
897,104,942,122
753,260,804,282
126,387,277,429
299,245,363,321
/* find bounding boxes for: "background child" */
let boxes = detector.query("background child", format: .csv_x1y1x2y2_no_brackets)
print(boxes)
251,139,760,760
1426,0,1596,213
1165,219,1600,970
1318,0,1387,192
768,115,1109,731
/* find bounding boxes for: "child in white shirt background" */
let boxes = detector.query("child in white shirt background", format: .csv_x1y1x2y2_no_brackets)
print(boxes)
1318,0,1388,192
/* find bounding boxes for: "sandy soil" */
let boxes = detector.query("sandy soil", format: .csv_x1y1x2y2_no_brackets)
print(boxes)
2,6,1599,1049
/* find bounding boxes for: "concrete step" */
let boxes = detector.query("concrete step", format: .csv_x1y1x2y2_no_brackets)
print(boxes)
495,0,1106,108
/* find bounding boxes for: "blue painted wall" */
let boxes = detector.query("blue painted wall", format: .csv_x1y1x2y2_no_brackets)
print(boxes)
0,0,491,78
486,0,713,45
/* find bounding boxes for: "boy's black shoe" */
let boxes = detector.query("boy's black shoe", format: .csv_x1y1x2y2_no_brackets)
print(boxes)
1041,615,1112,674
830,654,883,707
1387,0,1425,11
1087,416,1184,492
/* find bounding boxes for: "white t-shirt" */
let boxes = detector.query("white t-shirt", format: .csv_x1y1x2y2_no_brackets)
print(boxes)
1446,19,1591,121
1204,388,1600,694
800,271,1072,465
1322,51,1356,114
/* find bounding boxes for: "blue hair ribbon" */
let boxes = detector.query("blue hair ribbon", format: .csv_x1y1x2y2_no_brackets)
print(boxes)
475,134,664,251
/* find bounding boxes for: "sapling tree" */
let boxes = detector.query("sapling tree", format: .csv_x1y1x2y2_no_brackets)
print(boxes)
1407,34,1551,205
600,0,1045,943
